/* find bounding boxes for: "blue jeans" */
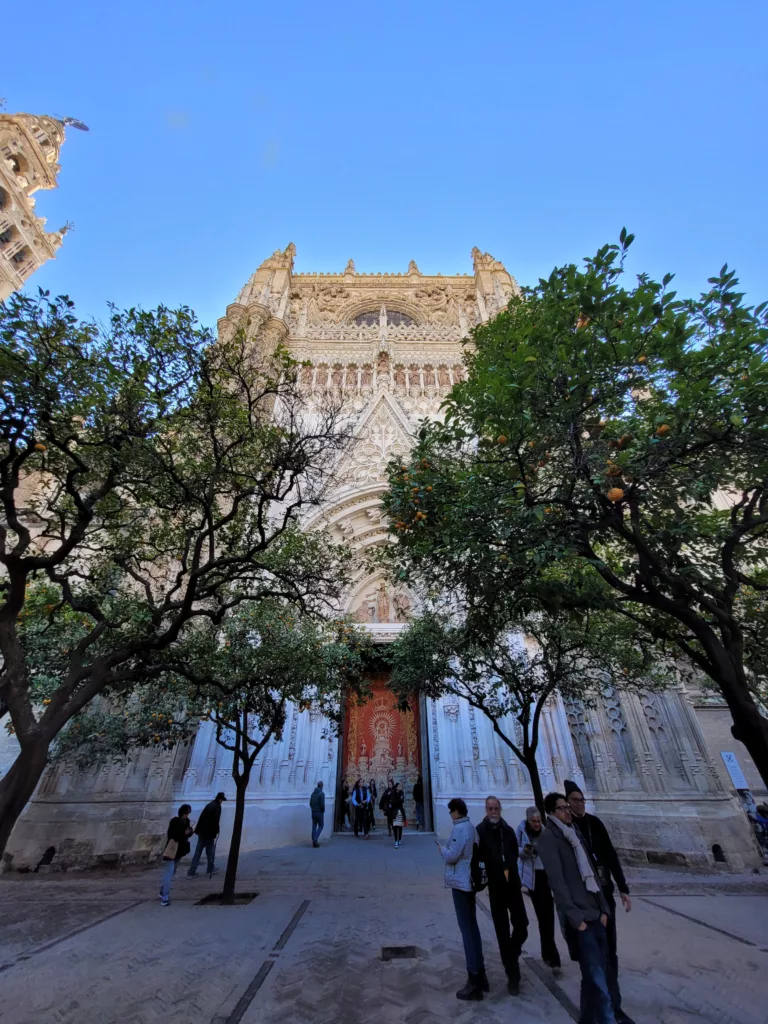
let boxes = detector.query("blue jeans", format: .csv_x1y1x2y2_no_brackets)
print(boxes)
188,837,216,876
312,814,324,843
452,888,485,975
576,920,615,1024
160,858,177,900
415,802,424,828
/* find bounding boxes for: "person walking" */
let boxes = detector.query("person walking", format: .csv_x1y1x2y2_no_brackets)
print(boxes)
187,791,226,878
310,780,326,847
367,778,378,832
351,779,372,839
379,780,395,835
413,774,425,830
437,797,487,1002
538,792,615,1024
391,782,406,848
159,804,193,906
477,795,529,995
516,806,562,974
566,782,634,1024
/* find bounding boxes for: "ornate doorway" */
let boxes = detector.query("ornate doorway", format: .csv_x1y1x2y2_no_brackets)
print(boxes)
341,673,423,826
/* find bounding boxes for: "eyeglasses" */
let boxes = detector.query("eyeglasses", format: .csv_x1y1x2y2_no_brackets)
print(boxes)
554,804,569,813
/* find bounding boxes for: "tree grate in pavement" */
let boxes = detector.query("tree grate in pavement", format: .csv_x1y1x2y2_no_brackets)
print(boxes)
381,945,419,960
196,892,259,906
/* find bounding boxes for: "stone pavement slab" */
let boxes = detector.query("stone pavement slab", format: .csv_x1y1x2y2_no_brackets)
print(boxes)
0,835,767,1024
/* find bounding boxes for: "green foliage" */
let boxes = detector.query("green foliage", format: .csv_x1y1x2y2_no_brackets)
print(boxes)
383,235,768,781
0,289,353,847
54,601,376,773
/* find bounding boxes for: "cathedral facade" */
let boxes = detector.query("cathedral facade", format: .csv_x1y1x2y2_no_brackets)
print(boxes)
4,245,763,872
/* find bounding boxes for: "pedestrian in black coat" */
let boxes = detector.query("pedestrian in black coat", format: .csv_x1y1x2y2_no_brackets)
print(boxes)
476,795,529,995
187,792,227,878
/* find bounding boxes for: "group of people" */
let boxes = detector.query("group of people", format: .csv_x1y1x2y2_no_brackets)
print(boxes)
439,782,633,1024
335,775,425,845
160,779,632,1024
158,792,226,906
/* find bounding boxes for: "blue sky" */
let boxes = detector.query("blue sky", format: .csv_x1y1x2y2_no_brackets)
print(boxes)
5,1,767,329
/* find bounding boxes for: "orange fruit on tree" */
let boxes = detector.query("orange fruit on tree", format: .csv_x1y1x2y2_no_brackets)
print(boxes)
607,487,625,502
34,442,47,452
655,424,671,437
497,435,508,444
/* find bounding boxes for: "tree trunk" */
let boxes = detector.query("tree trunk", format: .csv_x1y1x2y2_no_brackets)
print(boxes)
525,756,545,815
0,741,50,859
728,692,768,790
221,774,248,905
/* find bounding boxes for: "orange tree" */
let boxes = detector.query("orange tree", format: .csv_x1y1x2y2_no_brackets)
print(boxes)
0,290,351,856
388,589,657,812
383,234,768,787
55,602,375,903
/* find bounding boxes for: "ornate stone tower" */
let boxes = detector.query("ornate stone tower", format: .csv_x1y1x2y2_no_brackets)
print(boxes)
0,112,75,301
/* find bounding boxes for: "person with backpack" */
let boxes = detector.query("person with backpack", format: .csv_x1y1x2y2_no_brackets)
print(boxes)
187,792,226,877
477,795,529,995
159,804,193,906
390,782,406,848
437,797,487,1001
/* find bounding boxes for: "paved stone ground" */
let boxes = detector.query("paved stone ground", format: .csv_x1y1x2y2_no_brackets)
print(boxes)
1,830,766,1024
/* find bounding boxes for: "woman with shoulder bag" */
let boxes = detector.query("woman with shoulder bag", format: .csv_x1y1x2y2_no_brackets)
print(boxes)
437,797,487,1001
159,803,194,907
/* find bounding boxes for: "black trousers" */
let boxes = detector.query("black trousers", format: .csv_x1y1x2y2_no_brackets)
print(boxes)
604,891,622,1012
529,869,561,966
354,805,369,837
488,879,529,973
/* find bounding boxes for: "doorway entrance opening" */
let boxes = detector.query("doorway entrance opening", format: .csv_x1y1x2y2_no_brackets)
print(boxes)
336,673,431,831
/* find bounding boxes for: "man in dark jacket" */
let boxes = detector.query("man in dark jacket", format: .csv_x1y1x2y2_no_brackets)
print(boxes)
476,795,529,995
538,792,614,1024
379,781,395,835
310,781,326,847
187,792,226,878
566,781,634,1024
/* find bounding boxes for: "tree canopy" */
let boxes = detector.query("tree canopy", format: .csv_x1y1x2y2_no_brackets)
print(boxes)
0,290,352,854
383,234,768,785
55,601,375,900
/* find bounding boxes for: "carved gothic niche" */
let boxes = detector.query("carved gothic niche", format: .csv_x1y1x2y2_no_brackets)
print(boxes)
564,698,596,782
348,579,413,625
443,699,460,723
452,364,465,383
600,684,637,780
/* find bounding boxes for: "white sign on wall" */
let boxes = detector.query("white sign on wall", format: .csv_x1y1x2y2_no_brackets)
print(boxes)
720,751,749,790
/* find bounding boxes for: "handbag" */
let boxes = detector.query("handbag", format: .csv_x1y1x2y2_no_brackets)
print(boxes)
162,838,178,861
470,842,488,893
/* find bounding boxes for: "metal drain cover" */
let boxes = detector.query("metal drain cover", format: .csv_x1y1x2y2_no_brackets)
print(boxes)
381,945,418,961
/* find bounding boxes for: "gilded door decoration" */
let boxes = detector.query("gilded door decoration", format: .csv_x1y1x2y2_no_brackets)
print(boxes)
342,674,421,821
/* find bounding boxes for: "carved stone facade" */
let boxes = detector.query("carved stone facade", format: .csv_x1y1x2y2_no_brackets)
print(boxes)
3,245,761,871
0,111,82,301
